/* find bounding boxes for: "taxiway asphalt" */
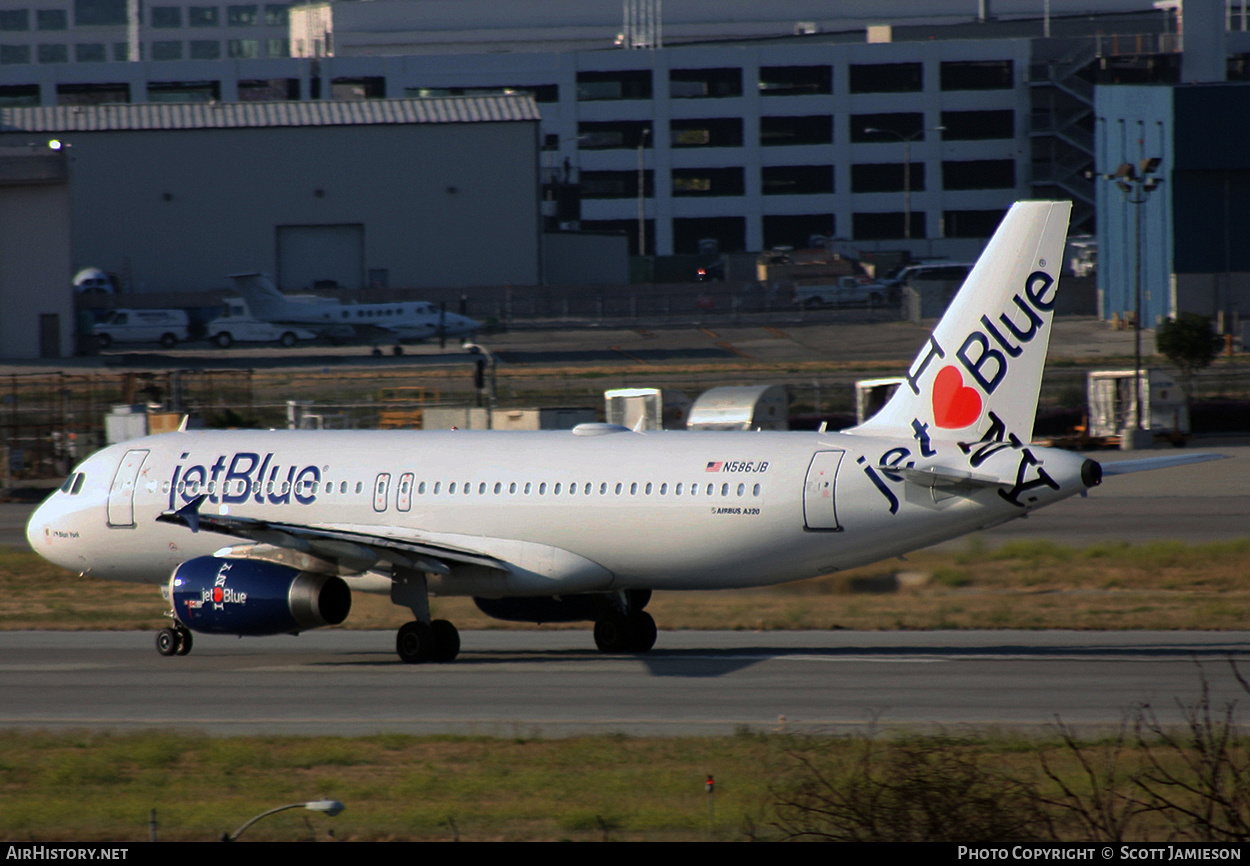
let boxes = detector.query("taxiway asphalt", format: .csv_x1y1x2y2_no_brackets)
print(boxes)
2,629,1248,737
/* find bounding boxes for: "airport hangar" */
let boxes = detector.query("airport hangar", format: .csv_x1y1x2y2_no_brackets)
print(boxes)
0,93,546,358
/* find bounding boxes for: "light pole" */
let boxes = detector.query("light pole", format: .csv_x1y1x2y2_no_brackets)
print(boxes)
222,799,344,842
636,127,651,257
863,126,944,242
462,341,497,429
1105,157,1162,439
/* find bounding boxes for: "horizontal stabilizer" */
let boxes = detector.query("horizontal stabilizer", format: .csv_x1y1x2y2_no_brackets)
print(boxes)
899,465,1006,490
1099,452,1226,476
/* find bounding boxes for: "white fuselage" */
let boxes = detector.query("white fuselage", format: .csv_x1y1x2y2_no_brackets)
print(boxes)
260,299,479,342
227,274,480,342
26,426,1094,596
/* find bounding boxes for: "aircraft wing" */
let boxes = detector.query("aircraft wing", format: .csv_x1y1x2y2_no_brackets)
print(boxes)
289,320,438,342
341,322,421,339
1098,452,1226,476
158,496,502,576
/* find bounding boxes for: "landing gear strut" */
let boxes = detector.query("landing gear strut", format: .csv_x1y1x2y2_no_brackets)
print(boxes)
155,624,193,657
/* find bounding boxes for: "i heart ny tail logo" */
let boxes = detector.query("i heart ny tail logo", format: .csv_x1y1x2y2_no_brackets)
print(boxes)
932,365,982,428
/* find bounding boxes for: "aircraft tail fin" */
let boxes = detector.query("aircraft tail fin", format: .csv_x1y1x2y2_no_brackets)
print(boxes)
228,272,289,320
852,200,1072,443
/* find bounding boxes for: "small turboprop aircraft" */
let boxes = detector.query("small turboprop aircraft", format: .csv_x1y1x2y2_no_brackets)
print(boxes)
228,273,479,353
25,201,1216,662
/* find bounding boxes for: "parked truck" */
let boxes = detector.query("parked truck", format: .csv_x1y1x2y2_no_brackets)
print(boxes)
793,276,888,308
206,298,316,348
756,248,886,308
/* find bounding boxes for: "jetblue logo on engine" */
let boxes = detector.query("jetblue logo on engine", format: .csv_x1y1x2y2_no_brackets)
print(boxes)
904,269,1055,430
203,560,246,609
169,452,321,509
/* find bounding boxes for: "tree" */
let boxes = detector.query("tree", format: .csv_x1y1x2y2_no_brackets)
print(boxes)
1156,313,1222,403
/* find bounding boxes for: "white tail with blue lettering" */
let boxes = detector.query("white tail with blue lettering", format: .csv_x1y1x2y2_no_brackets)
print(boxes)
853,200,1072,443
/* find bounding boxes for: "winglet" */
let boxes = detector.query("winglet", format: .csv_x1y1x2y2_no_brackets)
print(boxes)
852,201,1072,443
158,495,206,533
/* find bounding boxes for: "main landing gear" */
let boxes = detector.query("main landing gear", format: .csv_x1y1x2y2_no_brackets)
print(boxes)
391,569,460,663
396,619,461,663
592,590,656,654
593,610,657,653
155,623,193,657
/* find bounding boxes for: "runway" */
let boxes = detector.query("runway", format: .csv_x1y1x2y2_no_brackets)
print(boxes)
3,630,1249,737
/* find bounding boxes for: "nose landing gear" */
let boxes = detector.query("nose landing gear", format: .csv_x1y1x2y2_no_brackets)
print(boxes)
155,624,193,656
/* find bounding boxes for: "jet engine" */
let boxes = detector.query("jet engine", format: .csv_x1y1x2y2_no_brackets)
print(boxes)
168,556,351,636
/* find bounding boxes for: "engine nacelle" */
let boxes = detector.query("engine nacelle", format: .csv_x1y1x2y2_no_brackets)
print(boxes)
169,556,351,636
474,590,650,624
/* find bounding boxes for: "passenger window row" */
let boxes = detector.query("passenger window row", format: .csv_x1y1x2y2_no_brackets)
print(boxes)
156,473,763,508
406,479,760,497
376,472,763,512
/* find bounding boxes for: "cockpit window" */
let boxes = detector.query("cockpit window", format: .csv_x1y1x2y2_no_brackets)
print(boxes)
59,472,85,495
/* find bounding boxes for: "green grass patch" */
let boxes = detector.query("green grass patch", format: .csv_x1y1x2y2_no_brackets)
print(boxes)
0,731,790,841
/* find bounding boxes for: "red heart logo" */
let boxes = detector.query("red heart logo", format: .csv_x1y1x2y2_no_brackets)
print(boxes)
932,365,982,428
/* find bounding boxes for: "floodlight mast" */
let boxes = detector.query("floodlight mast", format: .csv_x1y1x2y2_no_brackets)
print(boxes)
862,125,945,241
1105,158,1163,436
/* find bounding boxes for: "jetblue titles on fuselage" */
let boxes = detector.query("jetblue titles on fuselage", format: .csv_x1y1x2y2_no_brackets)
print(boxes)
169,451,321,509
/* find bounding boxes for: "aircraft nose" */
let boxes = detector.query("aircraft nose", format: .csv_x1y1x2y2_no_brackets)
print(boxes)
26,494,59,553
25,488,92,573
25,502,44,549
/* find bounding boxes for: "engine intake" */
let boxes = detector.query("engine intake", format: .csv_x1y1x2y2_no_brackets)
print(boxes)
169,556,351,636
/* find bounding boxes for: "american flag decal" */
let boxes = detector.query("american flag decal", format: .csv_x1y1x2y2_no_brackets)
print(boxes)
705,461,723,472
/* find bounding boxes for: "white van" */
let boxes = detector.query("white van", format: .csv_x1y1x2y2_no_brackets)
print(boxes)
93,309,189,349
